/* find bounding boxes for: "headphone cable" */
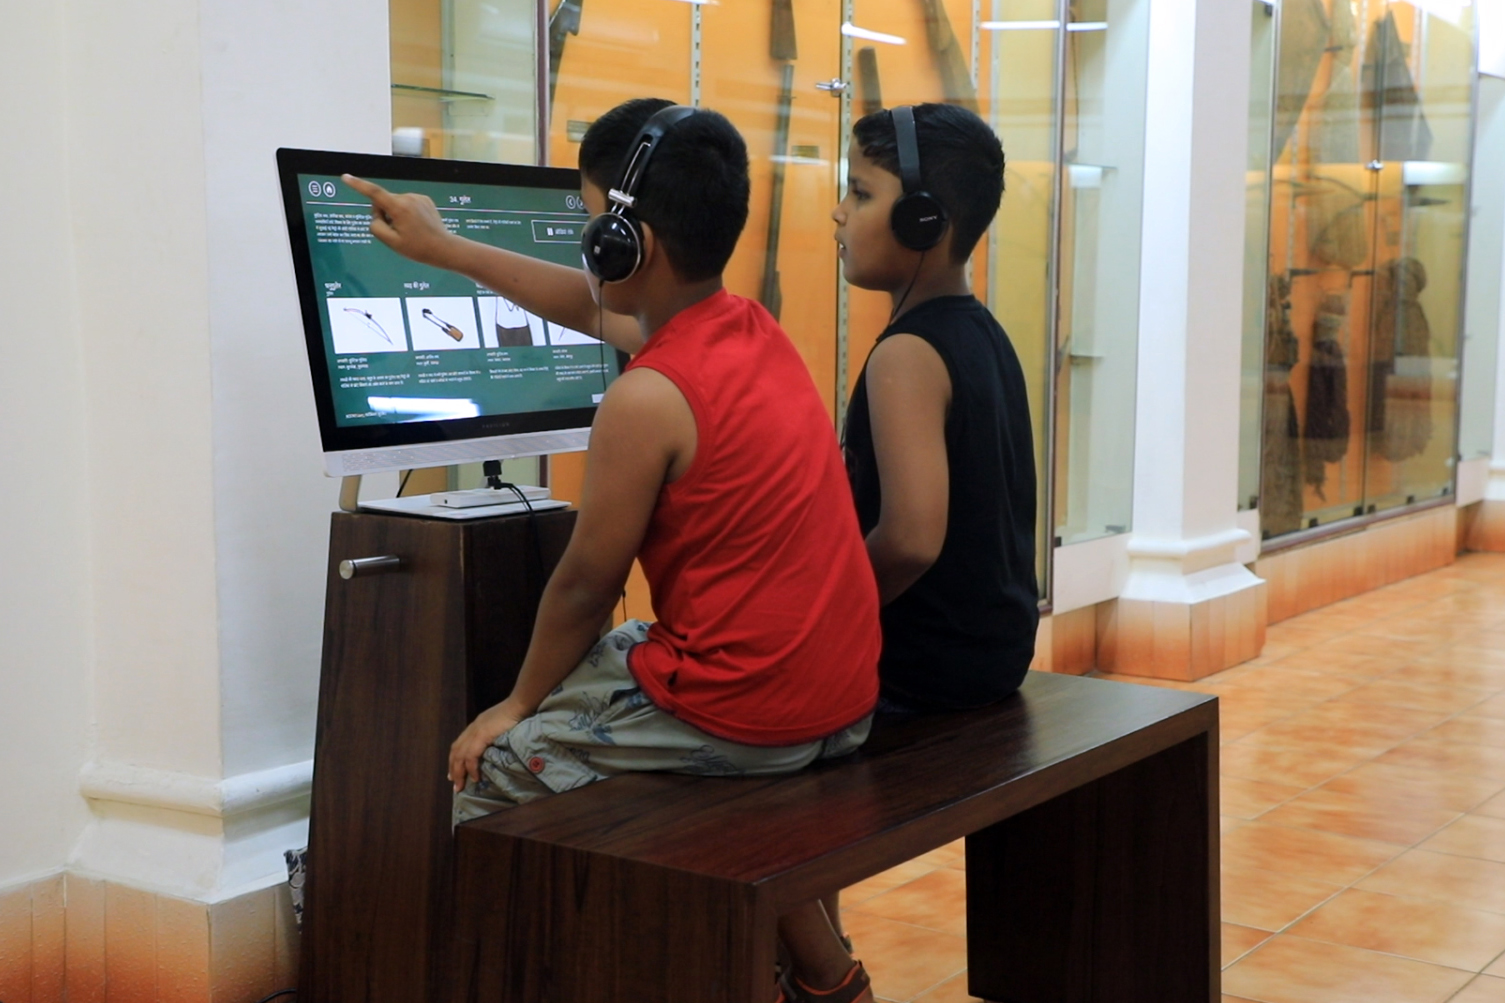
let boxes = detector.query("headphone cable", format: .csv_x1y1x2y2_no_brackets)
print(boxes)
598,293,608,398
889,249,928,325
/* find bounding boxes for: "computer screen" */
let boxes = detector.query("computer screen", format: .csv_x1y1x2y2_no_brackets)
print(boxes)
277,148,626,476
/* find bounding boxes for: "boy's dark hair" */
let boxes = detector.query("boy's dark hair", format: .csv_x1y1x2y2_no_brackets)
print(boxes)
579,98,751,282
853,103,1005,264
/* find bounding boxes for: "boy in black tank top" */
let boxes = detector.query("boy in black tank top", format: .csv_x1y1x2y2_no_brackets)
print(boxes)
836,103,1037,712
777,104,1039,1003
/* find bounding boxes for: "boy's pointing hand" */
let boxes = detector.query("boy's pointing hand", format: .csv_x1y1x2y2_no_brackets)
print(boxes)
343,174,459,269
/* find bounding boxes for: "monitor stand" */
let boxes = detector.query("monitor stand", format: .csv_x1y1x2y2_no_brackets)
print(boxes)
359,494,570,520
336,474,569,521
339,475,362,513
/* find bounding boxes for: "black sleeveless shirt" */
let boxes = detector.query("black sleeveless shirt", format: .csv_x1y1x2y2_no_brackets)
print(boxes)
844,295,1038,710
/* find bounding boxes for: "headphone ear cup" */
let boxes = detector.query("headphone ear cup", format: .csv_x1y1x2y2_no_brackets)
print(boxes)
891,192,949,252
581,213,643,283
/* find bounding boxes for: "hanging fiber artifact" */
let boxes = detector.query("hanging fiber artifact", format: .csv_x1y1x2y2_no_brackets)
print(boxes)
1261,275,1304,536
1370,257,1433,462
1303,292,1352,499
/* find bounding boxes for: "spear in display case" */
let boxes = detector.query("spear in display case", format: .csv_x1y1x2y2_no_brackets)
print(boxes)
857,46,883,117
918,0,978,112
761,0,797,322
547,0,583,116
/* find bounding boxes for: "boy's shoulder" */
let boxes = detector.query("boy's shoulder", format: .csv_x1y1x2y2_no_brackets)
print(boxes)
887,296,1008,355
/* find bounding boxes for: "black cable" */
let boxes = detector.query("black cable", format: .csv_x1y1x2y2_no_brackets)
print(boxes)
889,250,928,325
254,991,296,1003
598,292,609,398
397,468,413,496
484,461,547,619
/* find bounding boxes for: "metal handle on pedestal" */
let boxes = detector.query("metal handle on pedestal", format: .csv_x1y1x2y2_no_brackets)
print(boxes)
339,555,403,580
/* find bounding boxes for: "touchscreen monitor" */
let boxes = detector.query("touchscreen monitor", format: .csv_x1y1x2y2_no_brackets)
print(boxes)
277,148,625,476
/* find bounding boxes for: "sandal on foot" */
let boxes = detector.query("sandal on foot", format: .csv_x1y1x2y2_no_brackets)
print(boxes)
790,960,875,1003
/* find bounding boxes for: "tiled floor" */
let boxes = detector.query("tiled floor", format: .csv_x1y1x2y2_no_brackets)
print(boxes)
843,552,1505,1003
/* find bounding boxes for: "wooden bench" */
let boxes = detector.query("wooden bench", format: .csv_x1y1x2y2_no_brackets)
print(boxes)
451,671,1220,1003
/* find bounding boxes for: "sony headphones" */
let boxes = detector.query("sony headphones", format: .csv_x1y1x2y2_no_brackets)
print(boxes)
580,105,697,283
889,105,949,252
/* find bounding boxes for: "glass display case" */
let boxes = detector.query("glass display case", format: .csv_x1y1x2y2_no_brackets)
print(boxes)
1248,0,1477,541
1051,0,1149,546
388,0,1154,601
1240,0,1279,513
390,0,540,163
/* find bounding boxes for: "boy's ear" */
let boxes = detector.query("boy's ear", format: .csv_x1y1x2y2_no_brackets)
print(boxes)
636,220,661,274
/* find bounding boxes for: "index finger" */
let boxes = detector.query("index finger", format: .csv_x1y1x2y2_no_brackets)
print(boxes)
342,174,391,205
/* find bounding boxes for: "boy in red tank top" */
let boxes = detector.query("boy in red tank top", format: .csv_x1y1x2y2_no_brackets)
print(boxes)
347,99,882,1002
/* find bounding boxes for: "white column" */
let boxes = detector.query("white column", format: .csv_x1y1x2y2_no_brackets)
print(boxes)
1097,0,1265,680
54,0,390,902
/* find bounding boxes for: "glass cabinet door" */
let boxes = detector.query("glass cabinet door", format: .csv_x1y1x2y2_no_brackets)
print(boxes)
980,1,1061,588
701,0,844,417
1240,0,1279,514
1052,0,1149,546
840,0,986,417
391,0,540,163
839,0,1059,592
1257,0,1475,539
1360,2,1472,514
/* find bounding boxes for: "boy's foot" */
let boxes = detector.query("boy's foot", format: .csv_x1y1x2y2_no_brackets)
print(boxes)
789,960,875,1003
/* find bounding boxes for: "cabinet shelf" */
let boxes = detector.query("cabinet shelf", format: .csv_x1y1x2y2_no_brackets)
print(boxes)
391,83,494,102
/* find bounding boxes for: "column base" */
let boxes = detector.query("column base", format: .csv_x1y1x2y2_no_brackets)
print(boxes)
0,871,298,1002
1096,569,1266,682
1030,605,1099,676
1464,499,1505,553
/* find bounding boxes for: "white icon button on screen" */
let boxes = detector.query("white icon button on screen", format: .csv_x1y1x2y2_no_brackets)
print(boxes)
308,180,322,197
322,181,338,198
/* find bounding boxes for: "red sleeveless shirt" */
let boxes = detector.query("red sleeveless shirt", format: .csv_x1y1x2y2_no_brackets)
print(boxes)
625,291,880,746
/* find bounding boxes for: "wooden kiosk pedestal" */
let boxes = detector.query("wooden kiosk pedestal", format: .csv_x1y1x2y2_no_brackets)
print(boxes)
297,508,575,1003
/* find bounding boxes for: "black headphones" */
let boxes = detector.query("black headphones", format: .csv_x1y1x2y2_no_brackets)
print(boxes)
580,105,697,283
889,105,949,252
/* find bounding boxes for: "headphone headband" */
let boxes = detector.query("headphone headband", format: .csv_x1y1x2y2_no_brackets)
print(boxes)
609,105,697,214
892,105,924,195
887,105,949,252
584,104,696,283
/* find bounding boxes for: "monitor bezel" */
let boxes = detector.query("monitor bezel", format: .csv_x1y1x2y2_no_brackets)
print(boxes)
276,147,627,461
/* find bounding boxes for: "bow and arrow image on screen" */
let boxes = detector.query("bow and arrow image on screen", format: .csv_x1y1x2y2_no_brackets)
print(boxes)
342,306,394,346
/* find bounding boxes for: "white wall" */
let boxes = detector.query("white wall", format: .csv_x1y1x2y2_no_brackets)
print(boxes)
0,0,389,897
0,0,96,888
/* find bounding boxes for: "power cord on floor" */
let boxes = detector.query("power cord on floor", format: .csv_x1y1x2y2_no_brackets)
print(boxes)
254,991,296,1003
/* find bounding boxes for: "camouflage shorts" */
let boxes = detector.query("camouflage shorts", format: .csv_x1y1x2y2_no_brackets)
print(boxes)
454,619,872,825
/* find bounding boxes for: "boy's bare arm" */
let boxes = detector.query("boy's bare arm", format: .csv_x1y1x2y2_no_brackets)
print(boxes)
865,334,951,605
342,175,646,356
446,368,695,789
